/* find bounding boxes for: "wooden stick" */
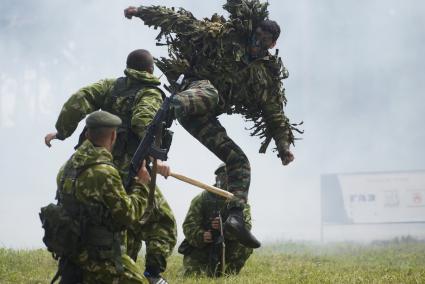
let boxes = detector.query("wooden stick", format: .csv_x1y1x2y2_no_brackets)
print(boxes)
169,172,234,199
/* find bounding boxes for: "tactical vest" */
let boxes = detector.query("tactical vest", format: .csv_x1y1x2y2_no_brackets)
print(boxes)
105,77,165,172
40,158,124,272
74,77,164,176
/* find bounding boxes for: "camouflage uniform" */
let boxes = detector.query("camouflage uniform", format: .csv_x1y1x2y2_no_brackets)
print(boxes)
56,139,146,283
132,0,299,206
180,191,253,276
54,68,177,274
179,165,253,276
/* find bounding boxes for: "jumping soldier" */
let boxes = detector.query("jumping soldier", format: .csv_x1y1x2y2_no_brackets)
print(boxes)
124,0,301,248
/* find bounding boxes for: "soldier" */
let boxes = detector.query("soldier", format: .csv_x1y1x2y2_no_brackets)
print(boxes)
178,163,253,276
44,50,176,284
124,0,301,248
44,111,171,283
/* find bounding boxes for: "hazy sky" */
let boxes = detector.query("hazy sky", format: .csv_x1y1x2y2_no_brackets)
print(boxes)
1,0,425,248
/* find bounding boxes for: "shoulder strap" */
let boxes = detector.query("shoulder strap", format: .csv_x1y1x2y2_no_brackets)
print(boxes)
107,78,165,128
57,159,116,222
58,159,115,198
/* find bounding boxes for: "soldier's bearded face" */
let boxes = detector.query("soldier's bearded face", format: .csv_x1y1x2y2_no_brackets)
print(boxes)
249,27,275,58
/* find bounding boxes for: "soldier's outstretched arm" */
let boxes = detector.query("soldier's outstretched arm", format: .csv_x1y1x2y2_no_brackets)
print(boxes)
261,90,295,166
124,5,203,35
45,79,114,147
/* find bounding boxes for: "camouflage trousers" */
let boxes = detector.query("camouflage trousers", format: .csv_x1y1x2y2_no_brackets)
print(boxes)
182,240,253,276
126,185,177,274
173,80,251,205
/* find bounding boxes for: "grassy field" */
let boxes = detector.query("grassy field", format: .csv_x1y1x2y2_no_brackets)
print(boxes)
1,240,425,283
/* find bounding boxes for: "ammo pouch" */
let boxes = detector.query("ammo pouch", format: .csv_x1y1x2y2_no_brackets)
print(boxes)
83,226,124,273
113,126,140,163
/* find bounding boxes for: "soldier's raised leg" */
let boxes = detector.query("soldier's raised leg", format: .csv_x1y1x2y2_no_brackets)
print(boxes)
178,112,260,248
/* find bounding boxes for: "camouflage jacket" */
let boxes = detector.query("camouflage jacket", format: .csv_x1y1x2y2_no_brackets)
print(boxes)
56,140,148,271
55,68,162,140
182,191,252,248
135,0,300,154
55,68,163,177
56,140,147,231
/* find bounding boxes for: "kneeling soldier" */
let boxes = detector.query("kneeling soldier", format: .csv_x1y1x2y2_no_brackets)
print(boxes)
40,111,170,283
178,164,254,277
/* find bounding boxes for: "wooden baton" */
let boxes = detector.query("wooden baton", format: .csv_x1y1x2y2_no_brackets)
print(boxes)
169,172,234,199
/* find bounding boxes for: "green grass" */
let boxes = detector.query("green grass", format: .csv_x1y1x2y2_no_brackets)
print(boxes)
1,240,425,283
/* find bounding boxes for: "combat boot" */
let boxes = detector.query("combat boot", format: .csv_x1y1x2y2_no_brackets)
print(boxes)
224,208,261,248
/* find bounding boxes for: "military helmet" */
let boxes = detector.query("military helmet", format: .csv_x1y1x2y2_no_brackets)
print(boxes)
85,111,122,129
214,163,226,175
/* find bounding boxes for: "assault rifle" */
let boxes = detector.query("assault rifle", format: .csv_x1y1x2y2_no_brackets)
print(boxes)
208,210,226,277
125,74,184,225
124,74,184,191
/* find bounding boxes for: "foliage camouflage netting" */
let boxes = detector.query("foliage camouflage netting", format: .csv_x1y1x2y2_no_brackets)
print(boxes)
138,0,302,154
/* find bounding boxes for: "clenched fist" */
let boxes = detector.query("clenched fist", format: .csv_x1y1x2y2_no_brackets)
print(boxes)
124,6,139,19
280,150,294,166
44,132,58,147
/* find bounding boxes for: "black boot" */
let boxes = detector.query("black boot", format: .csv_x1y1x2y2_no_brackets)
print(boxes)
224,208,261,248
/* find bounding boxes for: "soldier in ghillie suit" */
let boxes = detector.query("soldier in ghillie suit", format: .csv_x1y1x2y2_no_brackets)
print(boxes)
178,163,253,277
124,0,301,248
44,50,176,283
41,111,170,283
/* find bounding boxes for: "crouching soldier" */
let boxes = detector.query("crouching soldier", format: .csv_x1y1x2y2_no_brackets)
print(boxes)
178,164,254,277
40,111,170,283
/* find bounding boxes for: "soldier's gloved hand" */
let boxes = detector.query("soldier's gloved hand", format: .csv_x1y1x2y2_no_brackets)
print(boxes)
211,217,221,230
44,132,58,148
124,6,139,19
156,160,171,178
203,230,213,243
279,150,294,166
136,160,151,184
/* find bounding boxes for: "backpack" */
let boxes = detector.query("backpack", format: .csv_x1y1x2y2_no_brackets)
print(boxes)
39,202,81,259
39,160,116,260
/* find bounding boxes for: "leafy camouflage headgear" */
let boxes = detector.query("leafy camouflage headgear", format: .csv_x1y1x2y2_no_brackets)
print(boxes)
214,163,226,175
